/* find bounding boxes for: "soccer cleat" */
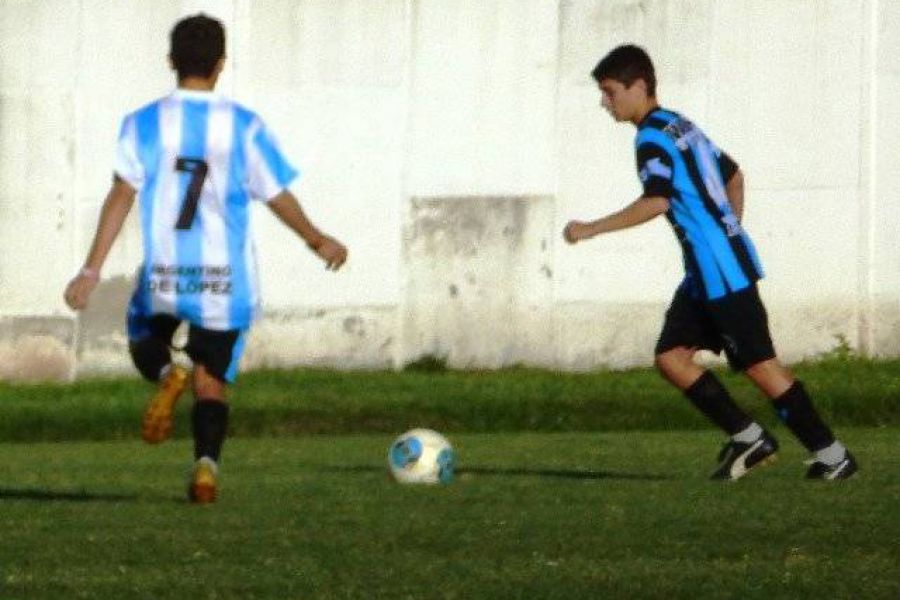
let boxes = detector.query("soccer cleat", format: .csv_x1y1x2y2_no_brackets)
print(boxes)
711,431,779,480
141,365,189,444
805,450,858,480
188,457,218,504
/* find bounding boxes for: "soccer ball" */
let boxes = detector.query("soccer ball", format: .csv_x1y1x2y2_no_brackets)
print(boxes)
387,428,455,484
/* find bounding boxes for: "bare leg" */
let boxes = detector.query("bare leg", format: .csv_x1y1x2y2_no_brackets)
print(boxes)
654,346,705,391
744,358,794,399
192,363,227,401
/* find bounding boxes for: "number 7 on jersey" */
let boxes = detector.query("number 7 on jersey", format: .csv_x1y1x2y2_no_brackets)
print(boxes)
174,157,209,230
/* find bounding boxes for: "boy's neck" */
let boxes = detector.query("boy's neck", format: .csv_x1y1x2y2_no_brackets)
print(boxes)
631,99,660,125
178,76,217,92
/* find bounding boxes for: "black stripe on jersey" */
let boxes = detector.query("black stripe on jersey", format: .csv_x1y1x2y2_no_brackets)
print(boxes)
643,116,671,130
678,147,761,288
665,191,710,300
637,108,672,130
636,143,675,198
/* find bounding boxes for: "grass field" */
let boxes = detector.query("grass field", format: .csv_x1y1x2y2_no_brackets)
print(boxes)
2,357,899,442
1,360,899,598
1,429,898,599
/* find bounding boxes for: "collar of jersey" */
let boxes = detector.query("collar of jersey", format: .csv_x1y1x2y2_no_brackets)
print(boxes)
637,106,667,128
171,88,221,101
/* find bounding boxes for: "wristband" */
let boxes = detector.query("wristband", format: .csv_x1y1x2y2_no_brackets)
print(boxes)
79,267,100,280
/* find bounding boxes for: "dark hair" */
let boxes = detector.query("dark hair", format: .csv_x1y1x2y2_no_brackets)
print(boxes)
591,44,656,97
169,14,225,80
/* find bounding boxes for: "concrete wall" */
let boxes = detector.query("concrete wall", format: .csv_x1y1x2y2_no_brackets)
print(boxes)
0,0,896,380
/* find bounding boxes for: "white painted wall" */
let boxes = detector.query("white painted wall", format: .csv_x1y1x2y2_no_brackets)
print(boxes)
0,0,896,380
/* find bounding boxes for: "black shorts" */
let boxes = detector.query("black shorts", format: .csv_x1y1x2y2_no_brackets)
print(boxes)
128,313,246,383
655,283,775,371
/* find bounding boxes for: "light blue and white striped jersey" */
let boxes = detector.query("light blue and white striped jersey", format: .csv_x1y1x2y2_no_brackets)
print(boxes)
115,89,298,331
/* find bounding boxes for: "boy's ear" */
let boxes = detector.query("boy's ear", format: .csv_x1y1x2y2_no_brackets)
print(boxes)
630,78,648,95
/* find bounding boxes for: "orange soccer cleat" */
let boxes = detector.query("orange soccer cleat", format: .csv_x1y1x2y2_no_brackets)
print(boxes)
141,365,189,444
188,457,218,504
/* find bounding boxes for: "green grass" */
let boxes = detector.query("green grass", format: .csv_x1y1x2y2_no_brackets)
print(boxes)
1,361,898,597
2,357,900,442
1,429,898,599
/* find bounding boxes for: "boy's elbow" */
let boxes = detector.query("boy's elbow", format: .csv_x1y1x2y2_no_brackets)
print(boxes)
645,196,670,216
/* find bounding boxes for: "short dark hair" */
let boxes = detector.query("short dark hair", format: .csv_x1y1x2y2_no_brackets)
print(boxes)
169,14,225,80
591,44,656,97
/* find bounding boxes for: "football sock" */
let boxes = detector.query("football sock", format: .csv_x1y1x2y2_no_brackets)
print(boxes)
684,370,753,436
192,400,229,462
771,380,835,452
814,440,847,466
731,422,764,444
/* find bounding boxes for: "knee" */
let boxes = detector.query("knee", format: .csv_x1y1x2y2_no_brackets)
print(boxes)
129,337,171,382
655,348,693,381
192,365,227,401
745,358,794,399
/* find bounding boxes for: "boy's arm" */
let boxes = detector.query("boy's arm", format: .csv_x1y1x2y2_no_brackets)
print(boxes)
63,176,136,310
725,168,744,222
563,196,670,244
267,190,348,270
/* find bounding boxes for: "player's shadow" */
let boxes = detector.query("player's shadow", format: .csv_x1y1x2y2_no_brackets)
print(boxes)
459,466,669,481
0,487,138,503
315,465,669,482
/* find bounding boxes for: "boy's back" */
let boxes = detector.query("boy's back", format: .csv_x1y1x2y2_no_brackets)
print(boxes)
116,89,298,331
63,13,347,503
635,108,763,300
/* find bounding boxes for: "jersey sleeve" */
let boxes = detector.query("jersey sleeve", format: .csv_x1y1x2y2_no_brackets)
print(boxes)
113,115,144,190
636,142,675,199
246,120,300,201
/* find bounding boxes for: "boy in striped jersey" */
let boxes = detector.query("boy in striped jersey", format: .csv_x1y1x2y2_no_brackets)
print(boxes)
563,45,856,481
64,14,348,502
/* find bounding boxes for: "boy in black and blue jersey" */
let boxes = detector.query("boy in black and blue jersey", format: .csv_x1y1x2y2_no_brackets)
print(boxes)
564,45,856,480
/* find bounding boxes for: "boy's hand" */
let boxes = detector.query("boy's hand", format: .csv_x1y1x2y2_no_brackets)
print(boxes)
63,270,99,310
311,236,348,271
563,220,592,244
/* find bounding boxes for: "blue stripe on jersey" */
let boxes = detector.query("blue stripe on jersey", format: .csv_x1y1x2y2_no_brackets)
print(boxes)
228,106,255,328
253,126,299,188
668,196,726,298
686,141,750,294
638,127,734,298
638,122,764,299
175,100,210,325
224,329,248,383
133,103,162,318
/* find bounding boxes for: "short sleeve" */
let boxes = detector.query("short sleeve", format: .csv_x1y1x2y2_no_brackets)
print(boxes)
113,116,144,190
246,120,300,201
636,142,675,199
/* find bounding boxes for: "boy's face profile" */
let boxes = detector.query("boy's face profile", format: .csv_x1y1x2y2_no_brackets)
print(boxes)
598,78,647,123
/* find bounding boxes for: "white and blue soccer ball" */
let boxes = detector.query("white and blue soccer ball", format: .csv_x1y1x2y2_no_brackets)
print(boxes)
388,428,455,484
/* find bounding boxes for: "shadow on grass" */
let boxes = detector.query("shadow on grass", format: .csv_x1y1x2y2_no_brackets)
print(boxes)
313,464,670,482
0,487,138,502
459,466,670,481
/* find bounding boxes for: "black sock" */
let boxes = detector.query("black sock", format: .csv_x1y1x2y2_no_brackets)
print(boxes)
191,400,230,462
684,371,753,436
771,381,835,452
